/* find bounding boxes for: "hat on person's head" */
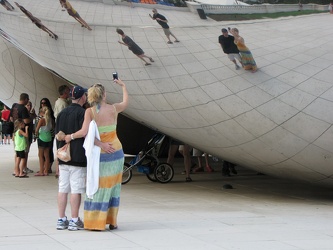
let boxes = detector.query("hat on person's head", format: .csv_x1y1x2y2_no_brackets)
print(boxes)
70,86,87,100
222,28,228,33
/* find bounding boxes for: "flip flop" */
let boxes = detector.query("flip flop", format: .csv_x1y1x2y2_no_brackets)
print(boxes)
34,173,44,176
149,58,154,62
19,175,29,178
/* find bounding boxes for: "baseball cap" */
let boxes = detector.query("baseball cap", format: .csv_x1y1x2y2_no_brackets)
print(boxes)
222,28,228,33
70,86,87,100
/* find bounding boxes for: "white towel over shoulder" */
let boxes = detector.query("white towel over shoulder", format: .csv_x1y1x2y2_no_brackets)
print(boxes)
83,120,101,199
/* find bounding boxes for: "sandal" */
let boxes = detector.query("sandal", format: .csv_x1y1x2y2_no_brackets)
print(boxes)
19,175,29,178
149,58,154,62
145,63,151,66
34,173,44,176
185,177,192,182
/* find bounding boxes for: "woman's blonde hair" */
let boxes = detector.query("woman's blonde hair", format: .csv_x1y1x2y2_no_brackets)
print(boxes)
40,106,51,125
88,83,105,106
232,28,239,33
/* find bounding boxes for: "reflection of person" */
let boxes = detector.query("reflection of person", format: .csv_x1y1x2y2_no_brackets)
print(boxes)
149,8,179,44
329,2,333,14
193,149,214,173
167,139,193,182
59,0,92,30
222,160,237,177
219,28,243,70
64,80,128,231
14,2,58,40
228,27,257,73
116,29,154,66
13,119,29,178
55,86,88,231
0,0,14,11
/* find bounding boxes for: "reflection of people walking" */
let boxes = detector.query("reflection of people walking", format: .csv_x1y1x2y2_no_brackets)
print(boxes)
117,28,154,66
0,0,14,11
219,28,243,70
149,8,179,44
228,27,257,73
59,0,92,30
329,2,333,14
15,2,58,40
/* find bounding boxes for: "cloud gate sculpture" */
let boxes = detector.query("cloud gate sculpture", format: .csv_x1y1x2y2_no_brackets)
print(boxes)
1,0,333,186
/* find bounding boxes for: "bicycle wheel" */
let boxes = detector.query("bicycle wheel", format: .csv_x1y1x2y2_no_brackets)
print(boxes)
154,163,174,183
122,162,132,185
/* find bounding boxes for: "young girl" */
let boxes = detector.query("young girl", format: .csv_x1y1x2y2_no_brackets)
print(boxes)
13,119,29,178
35,106,54,176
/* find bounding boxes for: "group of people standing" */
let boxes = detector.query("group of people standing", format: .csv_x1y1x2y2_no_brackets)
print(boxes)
2,79,128,231
2,89,70,178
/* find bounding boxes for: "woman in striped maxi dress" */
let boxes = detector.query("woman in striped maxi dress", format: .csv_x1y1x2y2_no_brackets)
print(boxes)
69,79,128,230
229,27,257,73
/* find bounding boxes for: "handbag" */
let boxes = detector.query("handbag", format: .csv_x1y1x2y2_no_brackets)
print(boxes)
57,143,71,162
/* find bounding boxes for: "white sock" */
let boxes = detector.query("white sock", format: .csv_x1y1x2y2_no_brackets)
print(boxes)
71,217,78,222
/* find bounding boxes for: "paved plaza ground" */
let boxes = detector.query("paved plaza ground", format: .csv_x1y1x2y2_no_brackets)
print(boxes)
1,141,333,250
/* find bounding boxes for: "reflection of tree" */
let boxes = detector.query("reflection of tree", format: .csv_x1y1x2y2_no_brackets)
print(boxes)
14,2,58,40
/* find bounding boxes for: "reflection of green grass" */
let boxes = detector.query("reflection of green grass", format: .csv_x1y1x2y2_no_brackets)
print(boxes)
208,10,326,21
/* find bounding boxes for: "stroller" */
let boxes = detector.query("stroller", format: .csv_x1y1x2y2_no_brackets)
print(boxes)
122,133,174,184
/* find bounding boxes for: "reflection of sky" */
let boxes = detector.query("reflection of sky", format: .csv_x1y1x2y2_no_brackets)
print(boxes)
194,0,249,5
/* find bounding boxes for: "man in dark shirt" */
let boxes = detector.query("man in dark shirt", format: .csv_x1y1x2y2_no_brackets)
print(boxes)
149,8,179,44
10,93,32,174
218,28,243,70
55,85,87,231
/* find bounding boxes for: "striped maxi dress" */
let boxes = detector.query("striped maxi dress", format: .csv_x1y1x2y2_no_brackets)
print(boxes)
84,122,124,231
235,40,257,72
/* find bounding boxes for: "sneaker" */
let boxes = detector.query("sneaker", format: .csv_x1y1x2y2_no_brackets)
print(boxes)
23,168,34,174
57,218,69,230
235,65,240,70
167,41,173,44
68,218,84,231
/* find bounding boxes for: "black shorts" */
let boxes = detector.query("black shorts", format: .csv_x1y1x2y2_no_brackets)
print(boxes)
16,150,26,158
37,139,51,148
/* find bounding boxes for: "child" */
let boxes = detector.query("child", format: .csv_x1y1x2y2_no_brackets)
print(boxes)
13,119,29,178
35,106,54,176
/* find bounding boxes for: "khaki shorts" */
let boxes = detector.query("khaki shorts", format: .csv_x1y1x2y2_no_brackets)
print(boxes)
163,28,171,36
227,53,241,62
58,165,86,194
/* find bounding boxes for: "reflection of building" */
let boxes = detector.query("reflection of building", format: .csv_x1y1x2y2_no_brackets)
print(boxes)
1,1,333,186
